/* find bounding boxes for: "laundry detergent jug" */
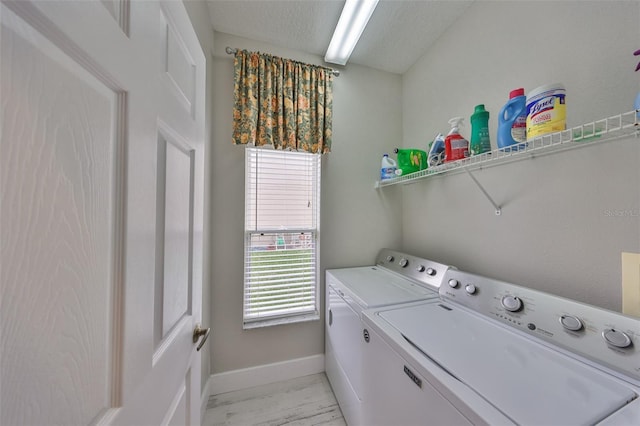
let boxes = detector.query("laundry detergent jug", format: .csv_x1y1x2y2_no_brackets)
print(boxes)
497,88,527,151
380,154,397,180
394,148,427,176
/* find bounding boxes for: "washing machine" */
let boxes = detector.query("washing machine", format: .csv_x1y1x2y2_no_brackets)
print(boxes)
361,268,640,425
325,248,451,426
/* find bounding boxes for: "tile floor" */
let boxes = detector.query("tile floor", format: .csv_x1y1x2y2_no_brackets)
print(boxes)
203,373,346,426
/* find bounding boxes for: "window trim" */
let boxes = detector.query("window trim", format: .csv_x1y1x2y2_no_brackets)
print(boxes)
242,147,321,329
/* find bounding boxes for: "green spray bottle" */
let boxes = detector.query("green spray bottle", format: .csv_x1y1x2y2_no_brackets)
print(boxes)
470,104,491,155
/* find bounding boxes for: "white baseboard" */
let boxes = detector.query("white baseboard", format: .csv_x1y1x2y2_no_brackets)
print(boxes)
208,354,325,396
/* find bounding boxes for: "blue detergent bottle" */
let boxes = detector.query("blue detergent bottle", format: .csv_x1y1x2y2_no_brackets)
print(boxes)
497,88,527,151
427,133,445,167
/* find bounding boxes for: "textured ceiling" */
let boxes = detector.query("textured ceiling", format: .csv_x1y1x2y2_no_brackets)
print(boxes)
206,0,474,74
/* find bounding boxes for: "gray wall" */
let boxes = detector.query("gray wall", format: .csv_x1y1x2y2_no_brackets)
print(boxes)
191,0,639,380
401,1,640,313
209,32,402,373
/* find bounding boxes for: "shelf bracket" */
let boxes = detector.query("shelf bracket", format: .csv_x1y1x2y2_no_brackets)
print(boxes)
464,167,502,215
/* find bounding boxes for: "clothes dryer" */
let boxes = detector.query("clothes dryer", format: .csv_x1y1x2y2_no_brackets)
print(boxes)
325,249,450,425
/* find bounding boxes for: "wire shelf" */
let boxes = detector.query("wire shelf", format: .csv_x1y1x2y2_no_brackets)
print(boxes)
376,110,639,188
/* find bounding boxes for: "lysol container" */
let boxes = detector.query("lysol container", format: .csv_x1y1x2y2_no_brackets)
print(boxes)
526,83,566,140
497,88,527,150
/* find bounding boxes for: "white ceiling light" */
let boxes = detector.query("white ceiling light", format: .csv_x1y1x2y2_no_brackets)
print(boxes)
324,0,379,66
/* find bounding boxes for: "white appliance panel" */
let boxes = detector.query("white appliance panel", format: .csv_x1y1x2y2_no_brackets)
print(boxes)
379,302,637,425
441,268,640,382
362,326,472,426
327,266,438,308
327,285,365,400
325,337,362,425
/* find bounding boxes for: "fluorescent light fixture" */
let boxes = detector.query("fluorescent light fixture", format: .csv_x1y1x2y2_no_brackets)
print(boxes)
324,0,379,66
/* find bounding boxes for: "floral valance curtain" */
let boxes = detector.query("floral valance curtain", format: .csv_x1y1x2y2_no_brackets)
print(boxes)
232,50,333,154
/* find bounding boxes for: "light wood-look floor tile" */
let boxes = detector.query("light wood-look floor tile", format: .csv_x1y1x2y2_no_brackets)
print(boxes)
203,373,346,426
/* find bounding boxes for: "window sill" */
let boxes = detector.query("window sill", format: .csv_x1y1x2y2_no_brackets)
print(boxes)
243,313,320,330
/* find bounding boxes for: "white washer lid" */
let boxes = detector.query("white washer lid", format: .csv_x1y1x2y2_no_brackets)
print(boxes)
327,267,438,308
379,302,636,425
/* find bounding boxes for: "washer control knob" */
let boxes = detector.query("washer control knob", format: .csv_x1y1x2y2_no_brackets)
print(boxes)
501,295,523,312
416,265,426,273
560,315,583,331
399,258,409,268
602,329,632,348
386,255,394,262
465,284,477,295
448,279,459,288
426,268,436,276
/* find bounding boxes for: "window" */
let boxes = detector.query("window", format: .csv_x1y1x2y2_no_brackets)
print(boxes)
243,147,321,328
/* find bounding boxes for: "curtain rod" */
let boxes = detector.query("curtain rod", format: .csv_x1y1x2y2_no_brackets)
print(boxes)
225,46,340,77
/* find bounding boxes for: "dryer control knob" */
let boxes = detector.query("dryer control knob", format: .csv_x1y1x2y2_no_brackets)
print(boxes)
399,258,409,268
560,315,583,331
448,279,459,288
465,284,477,295
416,265,425,272
602,329,632,348
502,295,523,312
426,268,436,276
386,255,394,262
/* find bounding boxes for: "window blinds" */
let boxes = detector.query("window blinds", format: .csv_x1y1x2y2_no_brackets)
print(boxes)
243,148,321,327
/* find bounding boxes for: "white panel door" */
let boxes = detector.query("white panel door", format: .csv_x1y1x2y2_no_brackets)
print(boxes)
0,1,206,424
